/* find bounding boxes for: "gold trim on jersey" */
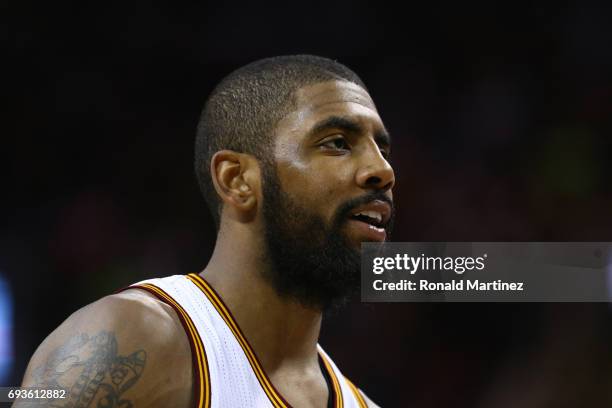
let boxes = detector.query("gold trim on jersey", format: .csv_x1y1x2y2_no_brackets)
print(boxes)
132,283,211,408
186,274,289,408
345,377,368,408
319,352,344,408
186,273,343,408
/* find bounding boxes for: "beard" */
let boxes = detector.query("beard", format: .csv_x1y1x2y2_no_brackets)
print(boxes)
260,164,394,311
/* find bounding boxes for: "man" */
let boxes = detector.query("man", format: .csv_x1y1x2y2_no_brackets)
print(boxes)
18,55,393,407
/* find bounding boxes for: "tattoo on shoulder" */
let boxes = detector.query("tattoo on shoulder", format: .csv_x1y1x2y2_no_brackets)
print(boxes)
30,331,147,408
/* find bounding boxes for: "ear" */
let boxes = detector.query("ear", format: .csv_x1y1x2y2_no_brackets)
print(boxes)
210,150,259,222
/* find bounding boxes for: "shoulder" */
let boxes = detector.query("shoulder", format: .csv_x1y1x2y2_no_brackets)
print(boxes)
18,289,193,408
320,347,381,408
346,382,380,408
343,375,380,408
359,388,381,408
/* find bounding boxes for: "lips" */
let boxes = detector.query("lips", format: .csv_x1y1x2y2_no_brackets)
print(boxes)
344,199,392,242
348,200,392,229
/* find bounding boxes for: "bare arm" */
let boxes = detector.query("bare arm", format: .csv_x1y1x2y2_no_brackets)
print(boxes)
16,290,193,408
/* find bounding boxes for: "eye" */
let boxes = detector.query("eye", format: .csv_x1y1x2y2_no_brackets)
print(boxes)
320,136,350,152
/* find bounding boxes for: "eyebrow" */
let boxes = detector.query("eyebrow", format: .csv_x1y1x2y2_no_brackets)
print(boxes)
307,115,392,147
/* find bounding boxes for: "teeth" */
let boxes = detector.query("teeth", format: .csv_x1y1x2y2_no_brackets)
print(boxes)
355,211,382,223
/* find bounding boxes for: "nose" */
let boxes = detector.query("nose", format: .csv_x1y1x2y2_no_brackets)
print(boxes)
355,145,395,193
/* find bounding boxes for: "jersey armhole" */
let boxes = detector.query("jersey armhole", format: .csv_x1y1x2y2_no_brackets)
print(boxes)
120,284,211,408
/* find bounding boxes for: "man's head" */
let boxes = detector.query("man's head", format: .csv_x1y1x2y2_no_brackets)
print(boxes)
195,55,370,225
195,55,395,310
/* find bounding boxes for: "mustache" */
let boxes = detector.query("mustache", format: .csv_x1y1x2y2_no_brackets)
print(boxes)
334,191,395,228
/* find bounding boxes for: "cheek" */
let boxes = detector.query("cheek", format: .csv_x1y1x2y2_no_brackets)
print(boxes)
314,165,354,199
280,167,354,219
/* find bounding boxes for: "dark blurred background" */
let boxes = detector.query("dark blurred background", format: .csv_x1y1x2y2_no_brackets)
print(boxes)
3,1,612,407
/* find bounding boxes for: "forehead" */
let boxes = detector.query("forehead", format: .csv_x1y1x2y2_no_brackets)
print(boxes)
293,80,377,113
275,80,383,138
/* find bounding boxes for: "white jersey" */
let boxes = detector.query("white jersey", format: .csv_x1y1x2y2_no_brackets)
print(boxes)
123,274,368,408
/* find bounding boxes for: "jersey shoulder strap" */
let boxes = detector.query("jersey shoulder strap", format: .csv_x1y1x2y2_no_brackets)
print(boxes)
120,275,211,407
317,345,369,408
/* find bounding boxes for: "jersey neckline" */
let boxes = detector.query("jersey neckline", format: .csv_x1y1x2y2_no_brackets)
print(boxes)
186,273,343,408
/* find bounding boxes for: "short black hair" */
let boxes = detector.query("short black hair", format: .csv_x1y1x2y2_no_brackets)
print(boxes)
195,55,368,227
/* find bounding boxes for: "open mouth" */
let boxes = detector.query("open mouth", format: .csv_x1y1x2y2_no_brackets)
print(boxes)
349,211,384,228
345,199,391,241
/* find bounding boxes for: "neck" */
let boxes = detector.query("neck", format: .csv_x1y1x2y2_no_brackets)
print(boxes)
199,224,323,373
